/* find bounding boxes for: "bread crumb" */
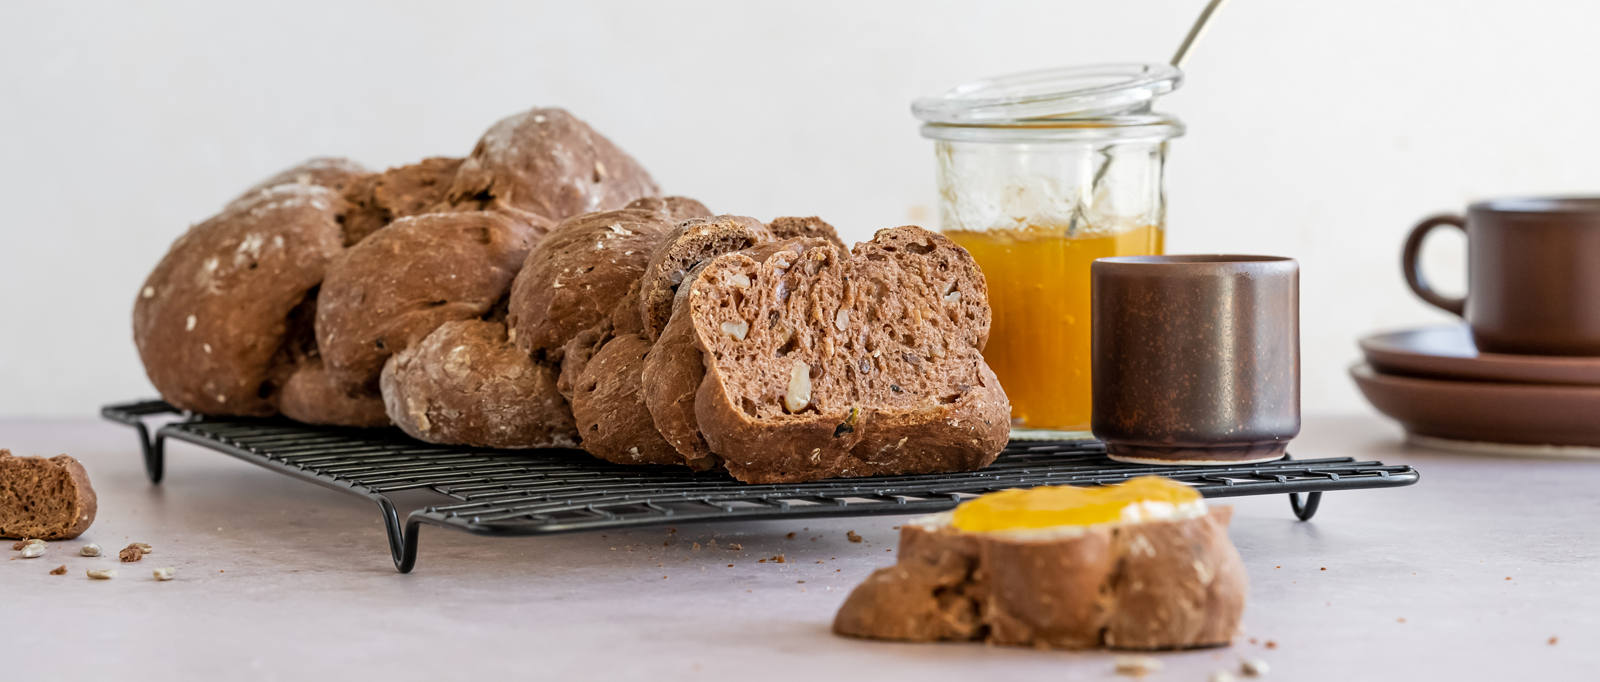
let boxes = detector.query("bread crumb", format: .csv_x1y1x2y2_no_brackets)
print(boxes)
119,545,144,562
1397,617,1406,623
773,555,786,563
846,530,863,543
1264,640,1277,649
786,532,796,540
692,542,701,551
1320,567,1327,571
49,564,66,575
1549,636,1559,645
1113,656,1162,676
11,538,42,551
1505,576,1512,581
726,564,733,568
728,543,743,551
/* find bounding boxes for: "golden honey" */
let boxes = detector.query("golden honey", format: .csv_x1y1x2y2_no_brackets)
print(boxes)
950,476,1199,532
946,224,1164,432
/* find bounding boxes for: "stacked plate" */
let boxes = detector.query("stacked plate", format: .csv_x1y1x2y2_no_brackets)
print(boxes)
1352,325,1600,452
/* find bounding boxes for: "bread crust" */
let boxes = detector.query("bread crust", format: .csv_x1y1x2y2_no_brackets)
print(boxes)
228,157,371,209
505,207,676,360
681,227,1009,482
277,357,389,427
766,216,845,249
316,210,537,391
340,156,463,245
448,107,658,222
381,319,577,449
134,184,345,415
833,507,1246,650
0,451,97,540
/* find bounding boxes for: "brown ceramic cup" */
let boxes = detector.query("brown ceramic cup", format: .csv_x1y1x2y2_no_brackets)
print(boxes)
1091,255,1300,465
1404,198,1600,356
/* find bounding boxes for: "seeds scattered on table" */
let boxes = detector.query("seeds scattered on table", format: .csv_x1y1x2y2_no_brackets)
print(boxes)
80,543,101,557
18,543,45,559
118,545,144,562
1240,658,1270,677
49,564,67,575
846,530,863,543
86,568,116,580
1113,656,1162,676
152,567,176,581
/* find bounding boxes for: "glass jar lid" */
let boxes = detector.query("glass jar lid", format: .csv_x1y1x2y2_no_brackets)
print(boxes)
913,63,1184,142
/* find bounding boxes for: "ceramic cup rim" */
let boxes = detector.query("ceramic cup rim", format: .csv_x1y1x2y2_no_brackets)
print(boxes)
1470,196,1600,215
1093,254,1298,276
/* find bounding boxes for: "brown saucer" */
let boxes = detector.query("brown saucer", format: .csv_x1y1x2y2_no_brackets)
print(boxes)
1350,363,1600,447
1360,325,1600,386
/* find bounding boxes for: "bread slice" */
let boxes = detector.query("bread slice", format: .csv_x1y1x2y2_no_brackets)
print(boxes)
659,226,1009,483
833,504,1245,650
0,451,97,540
637,215,772,342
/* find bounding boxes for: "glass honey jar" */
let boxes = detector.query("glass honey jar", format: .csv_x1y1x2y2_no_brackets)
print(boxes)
913,64,1184,437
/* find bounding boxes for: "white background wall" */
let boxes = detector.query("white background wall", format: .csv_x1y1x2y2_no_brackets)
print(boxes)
3,0,1597,417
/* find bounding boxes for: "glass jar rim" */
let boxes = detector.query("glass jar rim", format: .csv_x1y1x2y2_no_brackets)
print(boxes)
913,63,1182,125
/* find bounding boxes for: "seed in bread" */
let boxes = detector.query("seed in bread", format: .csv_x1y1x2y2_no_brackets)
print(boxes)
0,451,97,541
381,319,577,449
340,156,464,245
505,206,684,360
316,210,540,392
664,226,1009,483
228,157,371,209
134,184,345,415
448,107,659,222
833,478,1247,650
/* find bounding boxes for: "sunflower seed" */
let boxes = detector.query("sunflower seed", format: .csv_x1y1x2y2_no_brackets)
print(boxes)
86,568,117,580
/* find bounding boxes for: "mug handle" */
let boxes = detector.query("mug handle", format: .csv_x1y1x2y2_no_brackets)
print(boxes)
1401,214,1467,316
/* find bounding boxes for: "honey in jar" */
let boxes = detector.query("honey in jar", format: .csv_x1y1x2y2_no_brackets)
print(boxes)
914,63,1185,435
947,224,1164,431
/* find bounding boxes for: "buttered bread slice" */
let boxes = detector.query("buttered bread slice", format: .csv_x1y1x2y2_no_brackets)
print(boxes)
834,477,1247,650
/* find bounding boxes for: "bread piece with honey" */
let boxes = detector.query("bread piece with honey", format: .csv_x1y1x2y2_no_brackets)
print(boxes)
833,478,1247,650
657,226,1009,482
0,451,97,541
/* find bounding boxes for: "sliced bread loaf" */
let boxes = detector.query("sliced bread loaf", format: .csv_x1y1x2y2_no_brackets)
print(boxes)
662,226,1009,482
0,451,97,540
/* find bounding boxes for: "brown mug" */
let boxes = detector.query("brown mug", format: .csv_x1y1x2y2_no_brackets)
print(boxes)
1091,255,1300,465
1404,198,1600,356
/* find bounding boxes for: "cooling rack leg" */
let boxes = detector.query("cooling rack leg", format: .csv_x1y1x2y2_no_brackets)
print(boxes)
136,423,167,485
1289,492,1322,521
377,499,421,573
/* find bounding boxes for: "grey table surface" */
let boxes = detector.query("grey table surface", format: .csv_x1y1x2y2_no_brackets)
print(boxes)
1,413,1595,681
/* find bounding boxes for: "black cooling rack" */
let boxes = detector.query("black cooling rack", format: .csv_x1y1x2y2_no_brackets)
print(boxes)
102,399,1419,573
